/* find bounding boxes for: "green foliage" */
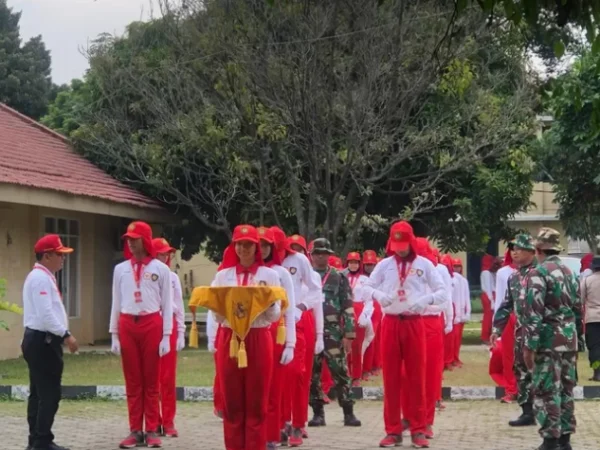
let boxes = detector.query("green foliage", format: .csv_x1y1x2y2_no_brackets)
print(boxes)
0,0,54,119
41,0,537,260
0,278,23,331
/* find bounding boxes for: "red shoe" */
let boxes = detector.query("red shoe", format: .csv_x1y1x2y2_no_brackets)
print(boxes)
145,432,162,448
501,394,516,404
119,432,144,449
379,434,402,447
301,428,308,439
164,428,178,438
424,426,434,439
289,428,303,447
352,379,361,387
436,400,446,411
411,433,430,448
213,409,223,419
322,395,331,404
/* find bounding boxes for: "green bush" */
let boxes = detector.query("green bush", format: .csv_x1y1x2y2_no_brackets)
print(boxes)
0,279,23,331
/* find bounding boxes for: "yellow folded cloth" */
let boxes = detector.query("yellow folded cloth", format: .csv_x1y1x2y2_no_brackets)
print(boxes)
189,286,288,367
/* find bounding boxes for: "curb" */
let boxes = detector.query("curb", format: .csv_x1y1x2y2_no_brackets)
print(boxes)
1,385,599,401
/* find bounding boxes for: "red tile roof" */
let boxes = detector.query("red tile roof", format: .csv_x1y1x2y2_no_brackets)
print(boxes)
0,103,162,210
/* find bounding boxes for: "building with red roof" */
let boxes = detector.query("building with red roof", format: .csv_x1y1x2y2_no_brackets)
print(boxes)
0,103,170,359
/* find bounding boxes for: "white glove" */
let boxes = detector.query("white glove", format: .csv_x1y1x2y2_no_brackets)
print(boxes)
111,334,121,356
294,307,303,323
444,324,453,335
374,291,394,308
407,298,427,314
358,312,371,328
176,332,185,352
159,335,171,357
280,346,295,365
314,334,325,354
208,339,217,354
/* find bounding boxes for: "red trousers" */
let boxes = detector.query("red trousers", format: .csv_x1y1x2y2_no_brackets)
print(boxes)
501,314,517,396
453,322,465,364
381,315,426,435
159,315,178,429
213,326,224,414
481,293,493,342
266,325,285,442
444,305,456,369
401,316,444,427
363,303,383,373
349,302,366,380
118,312,163,433
217,327,273,450
489,340,505,386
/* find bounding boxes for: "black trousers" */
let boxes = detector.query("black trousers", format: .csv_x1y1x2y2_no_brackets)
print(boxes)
21,328,64,448
586,322,600,368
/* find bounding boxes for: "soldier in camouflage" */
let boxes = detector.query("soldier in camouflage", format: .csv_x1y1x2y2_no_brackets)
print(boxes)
491,234,537,427
522,228,583,450
307,238,361,428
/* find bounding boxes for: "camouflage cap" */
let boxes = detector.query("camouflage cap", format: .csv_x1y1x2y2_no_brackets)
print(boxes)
535,227,564,252
310,238,335,254
510,233,535,251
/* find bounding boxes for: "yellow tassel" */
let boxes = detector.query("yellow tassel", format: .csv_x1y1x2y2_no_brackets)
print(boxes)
229,335,239,358
237,341,248,368
276,319,286,345
189,322,198,349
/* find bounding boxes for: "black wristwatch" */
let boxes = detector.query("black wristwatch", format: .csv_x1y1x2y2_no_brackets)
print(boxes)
63,330,71,339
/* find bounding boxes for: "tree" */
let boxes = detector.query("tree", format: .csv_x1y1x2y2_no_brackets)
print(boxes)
42,0,538,260
535,50,600,252
0,279,23,331
0,0,53,119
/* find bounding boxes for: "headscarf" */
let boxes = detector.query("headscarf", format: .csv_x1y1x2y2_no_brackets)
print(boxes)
581,253,594,272
441,254,455,277
481,254,495,271
503,249,514,268
122,221,155,260
218,225,264,272
415,237,437,265
257,226,282,267
152,237,176,267
270,226,295,263
345,251,362,274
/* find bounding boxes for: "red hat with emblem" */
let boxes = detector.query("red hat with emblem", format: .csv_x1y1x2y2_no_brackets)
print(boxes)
386,221,416,255
346,252,361,262
288,234,307,253
34,234,74,254
328,255,343,269
362,250,377,264
219,225,264,271
152,237,176,254
122,221,155,258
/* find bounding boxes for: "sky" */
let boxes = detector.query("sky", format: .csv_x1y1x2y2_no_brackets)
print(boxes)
8,0,159,84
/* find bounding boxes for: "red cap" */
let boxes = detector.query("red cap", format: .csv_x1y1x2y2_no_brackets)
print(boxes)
386,221,415,255
441,254,455,277
270,226,295,262
152,237,175,255
346,252,361,262
328,255,343,269
288,234,307,252
34,234,74,254
122,221,155,258
452,257,462,267
362,250,378,264
232,224,260,244
257,226,275,244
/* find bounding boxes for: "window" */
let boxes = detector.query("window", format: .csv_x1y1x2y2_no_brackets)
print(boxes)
44,218,80,318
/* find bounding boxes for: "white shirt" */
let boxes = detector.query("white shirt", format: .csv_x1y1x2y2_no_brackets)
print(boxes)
109,259,174,335
303,270,324,335
206,310,218,348
23,263,68,337
282,253,322,310
170,272,186,335
494,265,515,314
453,273,471,323
344,271,370,303
362,255,448,316
272,264,297,347
581,268,593,280
480,270,495,301
211,266,282,328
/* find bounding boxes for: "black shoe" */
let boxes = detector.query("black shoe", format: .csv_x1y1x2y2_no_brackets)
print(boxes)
590,368,600,382
343,404,361,427
308,404,326,427
536,437,560,450
33,444,71,450
558,434,572,450
509,403,536,427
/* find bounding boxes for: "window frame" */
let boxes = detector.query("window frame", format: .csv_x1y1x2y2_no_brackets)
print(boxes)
43,216,81,319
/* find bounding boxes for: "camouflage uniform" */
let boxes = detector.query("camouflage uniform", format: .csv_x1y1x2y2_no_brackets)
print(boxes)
492,234,536,407
308,239,360,427
522,228,583,446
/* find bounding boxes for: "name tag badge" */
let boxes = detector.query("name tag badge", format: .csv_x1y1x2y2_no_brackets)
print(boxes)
398,289,407,302
134,290,143,303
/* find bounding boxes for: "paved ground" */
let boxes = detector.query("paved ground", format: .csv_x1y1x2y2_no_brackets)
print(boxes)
2,400,600,450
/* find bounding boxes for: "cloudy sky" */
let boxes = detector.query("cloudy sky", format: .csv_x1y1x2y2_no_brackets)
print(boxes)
8,0,158,84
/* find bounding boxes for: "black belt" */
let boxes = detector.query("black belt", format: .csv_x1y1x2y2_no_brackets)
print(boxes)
24,327,64,344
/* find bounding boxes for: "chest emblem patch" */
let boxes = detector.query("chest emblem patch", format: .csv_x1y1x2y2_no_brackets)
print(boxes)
151,274,159,282
289,267,297,275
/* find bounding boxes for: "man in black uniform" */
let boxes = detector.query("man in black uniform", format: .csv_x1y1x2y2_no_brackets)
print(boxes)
21,234,79,450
